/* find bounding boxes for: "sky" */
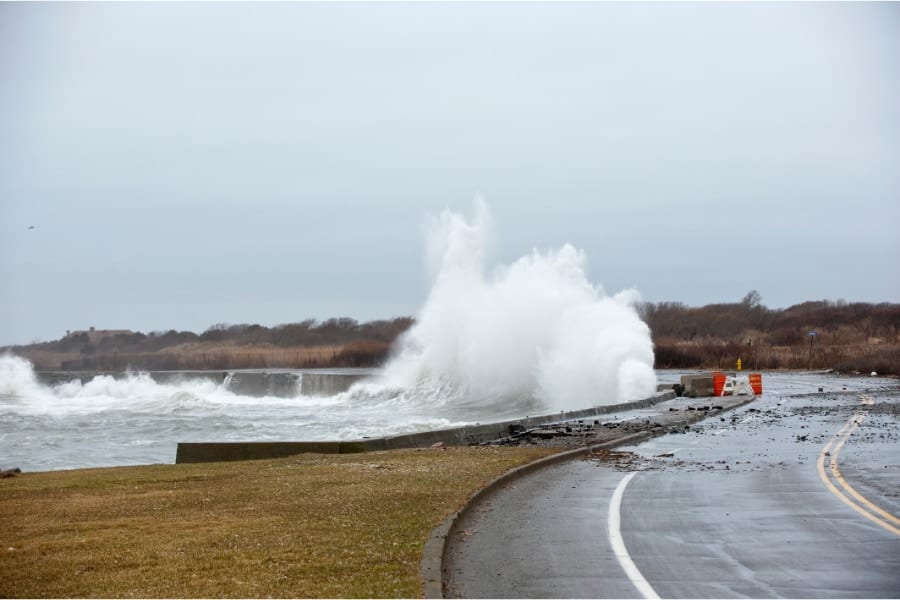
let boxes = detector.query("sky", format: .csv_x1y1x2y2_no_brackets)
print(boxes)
2,2,898,346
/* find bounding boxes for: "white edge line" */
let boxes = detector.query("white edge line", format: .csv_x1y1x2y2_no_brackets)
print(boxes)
608,471,661,600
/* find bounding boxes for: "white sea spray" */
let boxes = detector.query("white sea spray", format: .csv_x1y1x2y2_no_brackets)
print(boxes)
376,199,657,412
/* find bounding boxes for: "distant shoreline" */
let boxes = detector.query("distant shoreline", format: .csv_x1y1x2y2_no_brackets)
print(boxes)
4,299,899,375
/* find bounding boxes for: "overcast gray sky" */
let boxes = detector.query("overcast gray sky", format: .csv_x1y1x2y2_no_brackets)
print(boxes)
2,2,898,345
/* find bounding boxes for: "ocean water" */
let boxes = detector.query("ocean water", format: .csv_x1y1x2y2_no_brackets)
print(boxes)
0,356,478,472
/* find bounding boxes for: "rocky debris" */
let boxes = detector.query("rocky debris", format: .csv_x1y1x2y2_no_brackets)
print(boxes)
530,429,568,439
485,397,751,451
582,449,657,471
508,424,527,436
685,405,725,412
491,421,601,446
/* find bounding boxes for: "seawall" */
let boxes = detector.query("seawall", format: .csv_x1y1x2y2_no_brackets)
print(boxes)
174,390,677,464
34,369,374,398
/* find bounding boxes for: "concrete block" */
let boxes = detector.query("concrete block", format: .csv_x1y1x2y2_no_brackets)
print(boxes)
681,374,714,397
680,372,737,397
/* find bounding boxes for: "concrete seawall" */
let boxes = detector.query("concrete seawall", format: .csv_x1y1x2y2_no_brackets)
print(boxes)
35,369,373,398
174,390,677,464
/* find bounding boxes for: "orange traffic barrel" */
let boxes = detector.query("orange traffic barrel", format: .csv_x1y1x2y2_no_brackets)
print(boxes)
749,373,763,395
712,372,727,396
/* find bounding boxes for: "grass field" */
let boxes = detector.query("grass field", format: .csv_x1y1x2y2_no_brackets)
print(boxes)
0,447,556,598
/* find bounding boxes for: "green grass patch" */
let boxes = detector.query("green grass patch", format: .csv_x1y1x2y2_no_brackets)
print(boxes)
0,447,555,598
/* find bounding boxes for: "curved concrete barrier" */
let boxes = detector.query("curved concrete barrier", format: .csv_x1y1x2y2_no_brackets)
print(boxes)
175,390,677,463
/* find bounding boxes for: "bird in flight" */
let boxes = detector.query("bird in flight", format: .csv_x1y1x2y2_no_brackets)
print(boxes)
26,225,35,230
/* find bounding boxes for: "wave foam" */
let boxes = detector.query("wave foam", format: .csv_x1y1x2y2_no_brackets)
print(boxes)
373,199,657,412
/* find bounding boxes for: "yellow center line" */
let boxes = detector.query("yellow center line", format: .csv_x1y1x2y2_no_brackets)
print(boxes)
816,395,900,536
830,415,900,526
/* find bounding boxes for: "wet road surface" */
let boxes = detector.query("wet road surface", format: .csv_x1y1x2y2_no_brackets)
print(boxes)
445,374,900,598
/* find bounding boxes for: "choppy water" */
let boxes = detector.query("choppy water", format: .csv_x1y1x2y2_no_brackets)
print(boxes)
2,355,896,473
0,355,541,472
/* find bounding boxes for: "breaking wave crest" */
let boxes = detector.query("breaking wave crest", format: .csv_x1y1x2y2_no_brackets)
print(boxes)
367,199,657,413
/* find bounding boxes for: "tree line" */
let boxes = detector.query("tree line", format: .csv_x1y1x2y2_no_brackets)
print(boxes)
640,292,899,374
7,318,415,371
5,295,898,374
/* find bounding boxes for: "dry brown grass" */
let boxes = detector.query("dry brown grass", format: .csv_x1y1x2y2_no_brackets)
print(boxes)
653,340,900,374
0,447,556,598
157,343,347,369
24,344,352,372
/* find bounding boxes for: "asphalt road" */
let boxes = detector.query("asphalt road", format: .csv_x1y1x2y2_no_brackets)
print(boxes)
444,374,900,598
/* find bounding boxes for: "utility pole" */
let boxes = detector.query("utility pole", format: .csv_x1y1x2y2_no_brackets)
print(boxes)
808,331,817,370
